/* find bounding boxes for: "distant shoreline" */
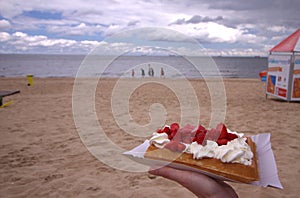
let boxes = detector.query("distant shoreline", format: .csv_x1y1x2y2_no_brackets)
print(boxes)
0,54,267,78
0,53,268,58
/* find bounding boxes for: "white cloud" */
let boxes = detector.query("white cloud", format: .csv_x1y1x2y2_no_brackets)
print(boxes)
169,22,243,43
267,26,287,33
81,40,100,46
0,0,299,55
0,0,23,18
0,31,101,53
0,32,11,42
47,22,105,36
202,22,241,43
13,32,27,37
0,19,11,30
0,26,271,55
130,28,193,42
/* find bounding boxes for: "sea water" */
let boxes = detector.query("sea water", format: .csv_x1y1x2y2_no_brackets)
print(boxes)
0,54,267,78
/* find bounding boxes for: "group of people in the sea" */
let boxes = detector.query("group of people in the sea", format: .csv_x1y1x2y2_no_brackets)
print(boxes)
131,64,165,78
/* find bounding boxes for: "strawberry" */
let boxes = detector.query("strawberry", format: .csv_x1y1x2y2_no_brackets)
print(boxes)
196,125,207,134
157,129,163,133
177,143,186,152
164,141,178,151
168,123,180,140
190,130,197,139
164,127,172,135
164,141,185,152
168,133,174,140
171,131,181,141
217,138,228,145
193,131,206,144
205,128,219,141
182,135,192,144
216,123,228,139
227,133,238,141
179,128,192,144
157,126,169,134
170,123,180,133
181,124,196,133
192,125,206,141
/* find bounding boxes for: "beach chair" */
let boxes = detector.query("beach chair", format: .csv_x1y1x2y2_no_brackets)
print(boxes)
0,90,20,107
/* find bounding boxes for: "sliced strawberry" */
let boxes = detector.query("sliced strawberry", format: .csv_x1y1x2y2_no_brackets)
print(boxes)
168,133,176,140
163,126,171,135
196,125,207,134
190,130,197,139
217,138,228,145
196,137,205,144
156,126,169,134
181,124,196,133
181,133,192,144
192,125,206,140
157,129,163,133
170,123,180,133
178,128,192,143
171,131,181,141
227,133,238,141
194,132,206,144
164,141,178,151
216,123,228,139
205,128,218,140
177,143,186,152
164,141,185,152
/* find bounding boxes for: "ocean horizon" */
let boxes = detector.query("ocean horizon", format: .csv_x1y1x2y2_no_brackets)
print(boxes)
0,54,268,79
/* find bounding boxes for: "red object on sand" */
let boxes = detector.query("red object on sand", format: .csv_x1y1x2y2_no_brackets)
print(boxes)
259,70,267,77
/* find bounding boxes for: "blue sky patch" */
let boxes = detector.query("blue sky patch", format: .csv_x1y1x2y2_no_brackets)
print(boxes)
23,10,63,20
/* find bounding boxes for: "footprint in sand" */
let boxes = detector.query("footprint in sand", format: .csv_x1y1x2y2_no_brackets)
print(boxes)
44,174,64,182
86,186,102,191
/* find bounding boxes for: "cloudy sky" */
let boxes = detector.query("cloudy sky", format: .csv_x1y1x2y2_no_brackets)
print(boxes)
0,0,299,56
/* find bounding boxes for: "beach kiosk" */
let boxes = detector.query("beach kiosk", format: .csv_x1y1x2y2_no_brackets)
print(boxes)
266,28,300,101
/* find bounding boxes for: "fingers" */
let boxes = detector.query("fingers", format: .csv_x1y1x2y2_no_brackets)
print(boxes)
149,166,211,185
149,166,238,198
149,166,215,195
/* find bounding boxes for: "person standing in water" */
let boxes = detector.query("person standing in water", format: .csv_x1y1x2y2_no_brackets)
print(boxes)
160,67,165,78
148,64,151,77
141,68,145,78
148,64,154,77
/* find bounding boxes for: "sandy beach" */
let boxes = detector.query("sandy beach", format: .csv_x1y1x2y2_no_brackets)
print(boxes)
0,77,299,197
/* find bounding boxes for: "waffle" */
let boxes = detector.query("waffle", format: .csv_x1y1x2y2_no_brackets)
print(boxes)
145,137,259,183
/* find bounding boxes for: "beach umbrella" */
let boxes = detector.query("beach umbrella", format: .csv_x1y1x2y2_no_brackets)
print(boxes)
270,28,300,53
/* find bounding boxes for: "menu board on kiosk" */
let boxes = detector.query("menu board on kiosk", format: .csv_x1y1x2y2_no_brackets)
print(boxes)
266,54,292,100
291,55,300,101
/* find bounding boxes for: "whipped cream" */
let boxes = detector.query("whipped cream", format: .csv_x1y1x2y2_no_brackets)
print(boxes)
186,137,253,165
149,132,170,149
149,131,253,166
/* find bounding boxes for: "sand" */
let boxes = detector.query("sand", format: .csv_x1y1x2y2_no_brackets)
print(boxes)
0,77,299,198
